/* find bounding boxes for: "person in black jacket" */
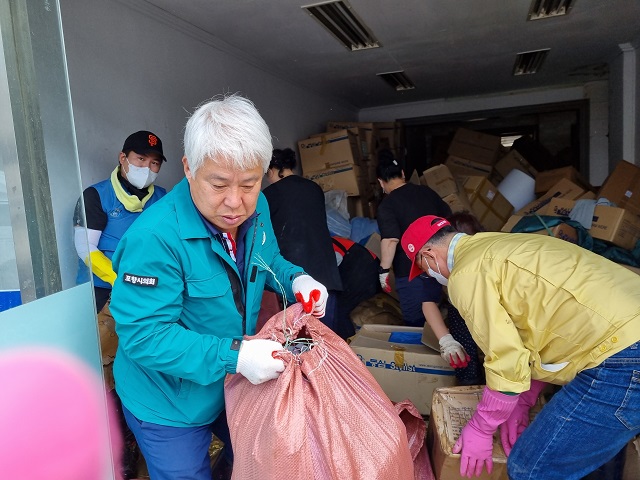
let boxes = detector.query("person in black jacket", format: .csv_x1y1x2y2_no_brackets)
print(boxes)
331,236,381,339
263,148,343,332
376,149,469,369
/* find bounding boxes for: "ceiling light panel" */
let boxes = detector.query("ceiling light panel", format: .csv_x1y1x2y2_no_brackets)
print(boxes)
377,71,415,91
302,0,380,51
513,49,550,75
528,0,576,20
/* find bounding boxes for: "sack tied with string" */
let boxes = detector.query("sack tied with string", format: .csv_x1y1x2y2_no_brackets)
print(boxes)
224,303,415,479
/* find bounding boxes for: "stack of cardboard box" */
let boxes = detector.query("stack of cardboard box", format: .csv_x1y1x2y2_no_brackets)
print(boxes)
416,127,640,252
490,149,538,185
298,129,368,198
445,128,501,179
417,128,514,231
421,166,514,233
349,325,456,416
500,161,640,251
298,121,404,219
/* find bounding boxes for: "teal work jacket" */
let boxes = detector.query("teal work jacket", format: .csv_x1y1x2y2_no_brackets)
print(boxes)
110,177,303,427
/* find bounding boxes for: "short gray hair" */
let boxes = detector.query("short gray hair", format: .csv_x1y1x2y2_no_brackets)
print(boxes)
183,94,273,176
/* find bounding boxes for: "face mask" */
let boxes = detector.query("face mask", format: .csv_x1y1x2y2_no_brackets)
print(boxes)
425,255,448,286
126,159,157,189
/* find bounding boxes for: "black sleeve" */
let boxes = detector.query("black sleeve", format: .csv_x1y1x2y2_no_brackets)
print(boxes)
262,184,278,217
376,200,401,239
74,187,107,231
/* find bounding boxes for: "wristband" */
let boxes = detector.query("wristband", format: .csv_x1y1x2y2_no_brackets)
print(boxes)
378,266,390,274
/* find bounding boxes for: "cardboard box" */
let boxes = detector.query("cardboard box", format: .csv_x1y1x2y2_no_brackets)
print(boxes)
408,169,422,186
428,386,544,480
546,198,640,250
500,215,578,244
493,150,538,183
350,325,456,415
298,130,361,174
598,160,640,217
428,386,508,480
578,190,597,200
303,164,366,197
420,320,440,353
442,192,473,214
445,155,493,179
347,196,375,219
374,122,402,151
423,164,458,198
501,214,524,233
363,232,382,258
535,166,589,195
447,128,502,166
463,176,513,231
365,158,378,184
516,178,586,216
326,121,375,159
623,438,640,480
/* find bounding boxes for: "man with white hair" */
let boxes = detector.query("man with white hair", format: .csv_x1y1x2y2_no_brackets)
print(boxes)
110,94,327,479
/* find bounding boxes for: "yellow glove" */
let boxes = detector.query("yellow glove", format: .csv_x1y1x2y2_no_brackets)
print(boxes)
84,250,117,286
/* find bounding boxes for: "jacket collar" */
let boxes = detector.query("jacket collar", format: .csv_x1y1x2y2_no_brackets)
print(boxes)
173,178,210,240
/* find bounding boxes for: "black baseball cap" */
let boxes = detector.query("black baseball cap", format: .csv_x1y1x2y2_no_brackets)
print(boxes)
122,131,166,162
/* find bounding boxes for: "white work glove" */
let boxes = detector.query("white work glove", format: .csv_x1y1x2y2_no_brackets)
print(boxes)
378,267,391,293
292,274,328,318
235,339,285,385
439,333,471,368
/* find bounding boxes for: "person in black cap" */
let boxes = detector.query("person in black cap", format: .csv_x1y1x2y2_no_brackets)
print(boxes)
74,130,167,311
72,130,167,479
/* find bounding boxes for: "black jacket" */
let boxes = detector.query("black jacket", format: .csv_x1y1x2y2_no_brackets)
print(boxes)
263,175,343,291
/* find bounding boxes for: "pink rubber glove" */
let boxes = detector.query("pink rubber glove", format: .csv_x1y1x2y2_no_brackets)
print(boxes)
452,387,519,477
292,274,328,318
500,379,546,456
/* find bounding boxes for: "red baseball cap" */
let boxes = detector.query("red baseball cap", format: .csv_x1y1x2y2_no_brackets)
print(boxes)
401,216,451,280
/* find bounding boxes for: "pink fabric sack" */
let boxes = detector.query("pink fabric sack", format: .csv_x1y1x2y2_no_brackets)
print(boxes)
225,303,415,479
395,399,436,480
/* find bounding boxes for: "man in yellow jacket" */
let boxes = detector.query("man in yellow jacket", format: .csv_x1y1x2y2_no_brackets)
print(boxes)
401,215,640,480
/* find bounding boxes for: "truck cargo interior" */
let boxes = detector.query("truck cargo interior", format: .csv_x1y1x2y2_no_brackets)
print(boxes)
1,1,639,479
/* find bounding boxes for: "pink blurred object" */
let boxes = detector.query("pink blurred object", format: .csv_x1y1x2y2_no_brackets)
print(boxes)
225,303,415,480
0,347,121,480
394,400,436,480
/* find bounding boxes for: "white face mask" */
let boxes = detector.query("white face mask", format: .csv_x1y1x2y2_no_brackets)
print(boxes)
126,159,157,189
425,255,448,286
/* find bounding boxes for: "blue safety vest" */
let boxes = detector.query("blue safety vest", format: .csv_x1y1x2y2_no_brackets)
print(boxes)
76,178,166,289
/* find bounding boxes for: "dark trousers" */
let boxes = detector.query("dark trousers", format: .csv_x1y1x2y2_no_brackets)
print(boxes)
123,405,232,480
447,303,484,385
